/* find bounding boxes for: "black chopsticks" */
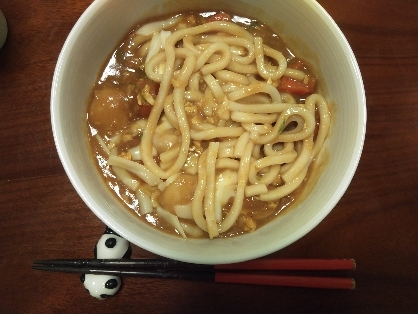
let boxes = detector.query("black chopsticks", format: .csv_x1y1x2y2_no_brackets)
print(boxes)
33,258,356,289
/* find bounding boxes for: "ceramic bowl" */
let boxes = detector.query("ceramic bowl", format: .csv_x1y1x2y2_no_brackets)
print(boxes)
51,0,366,264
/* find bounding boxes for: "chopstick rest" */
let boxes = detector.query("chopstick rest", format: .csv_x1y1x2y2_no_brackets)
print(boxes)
80,226,132,300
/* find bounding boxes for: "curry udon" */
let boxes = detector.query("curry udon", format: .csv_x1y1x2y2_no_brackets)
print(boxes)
87,12,330,239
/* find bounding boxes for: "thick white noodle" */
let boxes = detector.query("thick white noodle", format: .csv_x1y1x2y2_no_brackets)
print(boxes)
190,127,244,140
245,184,268,197
248,152,297,185
201,35,255,65
192,151,209,232
203,142,220,238
218,141,254,233
214,70,250,85
259,164,309,202
216,158,240,170
234,132,250,158
254,37,287,80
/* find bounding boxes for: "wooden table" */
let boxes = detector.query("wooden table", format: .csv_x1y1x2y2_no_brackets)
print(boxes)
1,1,417,312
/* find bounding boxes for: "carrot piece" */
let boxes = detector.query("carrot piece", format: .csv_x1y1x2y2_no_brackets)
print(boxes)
278,76,316,96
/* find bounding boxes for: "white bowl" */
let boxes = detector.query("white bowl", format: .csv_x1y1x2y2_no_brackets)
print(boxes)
51,0,366,264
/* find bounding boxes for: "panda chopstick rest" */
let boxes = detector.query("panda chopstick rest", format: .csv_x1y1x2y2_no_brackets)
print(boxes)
80,227,132,300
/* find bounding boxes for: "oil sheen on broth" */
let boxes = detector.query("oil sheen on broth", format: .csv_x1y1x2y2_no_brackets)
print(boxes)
87,12,330,239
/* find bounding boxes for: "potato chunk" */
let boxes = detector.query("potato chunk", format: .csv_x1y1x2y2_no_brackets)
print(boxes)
158,174,198,213
89,89,130,132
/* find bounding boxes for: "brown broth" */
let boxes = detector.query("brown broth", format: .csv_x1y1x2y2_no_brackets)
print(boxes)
87,11,323,238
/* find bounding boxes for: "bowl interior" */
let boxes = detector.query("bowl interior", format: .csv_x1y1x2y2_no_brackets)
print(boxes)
51,0,366,264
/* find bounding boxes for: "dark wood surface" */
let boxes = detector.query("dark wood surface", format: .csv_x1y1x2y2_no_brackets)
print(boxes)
1,1,417,313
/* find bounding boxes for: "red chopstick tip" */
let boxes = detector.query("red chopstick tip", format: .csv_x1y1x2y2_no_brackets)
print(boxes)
351,259,357,270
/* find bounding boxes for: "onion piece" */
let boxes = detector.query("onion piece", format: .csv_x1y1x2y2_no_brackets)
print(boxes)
95,134,110,156
135,16,181,36
145,32,162,63
180,221,204,238
128,145,157,161
156,206,187,238
174,203,193,219
107,155,162,186
136,189,153,215
160,30,171,46
111,166,139,191
214,170,238,223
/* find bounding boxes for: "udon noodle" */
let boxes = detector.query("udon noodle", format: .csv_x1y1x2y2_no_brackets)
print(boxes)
87,12,330,239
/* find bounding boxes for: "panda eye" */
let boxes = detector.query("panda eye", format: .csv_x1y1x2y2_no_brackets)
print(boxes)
105,278,119,289
105,237,117,248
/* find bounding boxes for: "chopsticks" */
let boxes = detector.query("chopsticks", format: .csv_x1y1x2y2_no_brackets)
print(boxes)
33,258,356,289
